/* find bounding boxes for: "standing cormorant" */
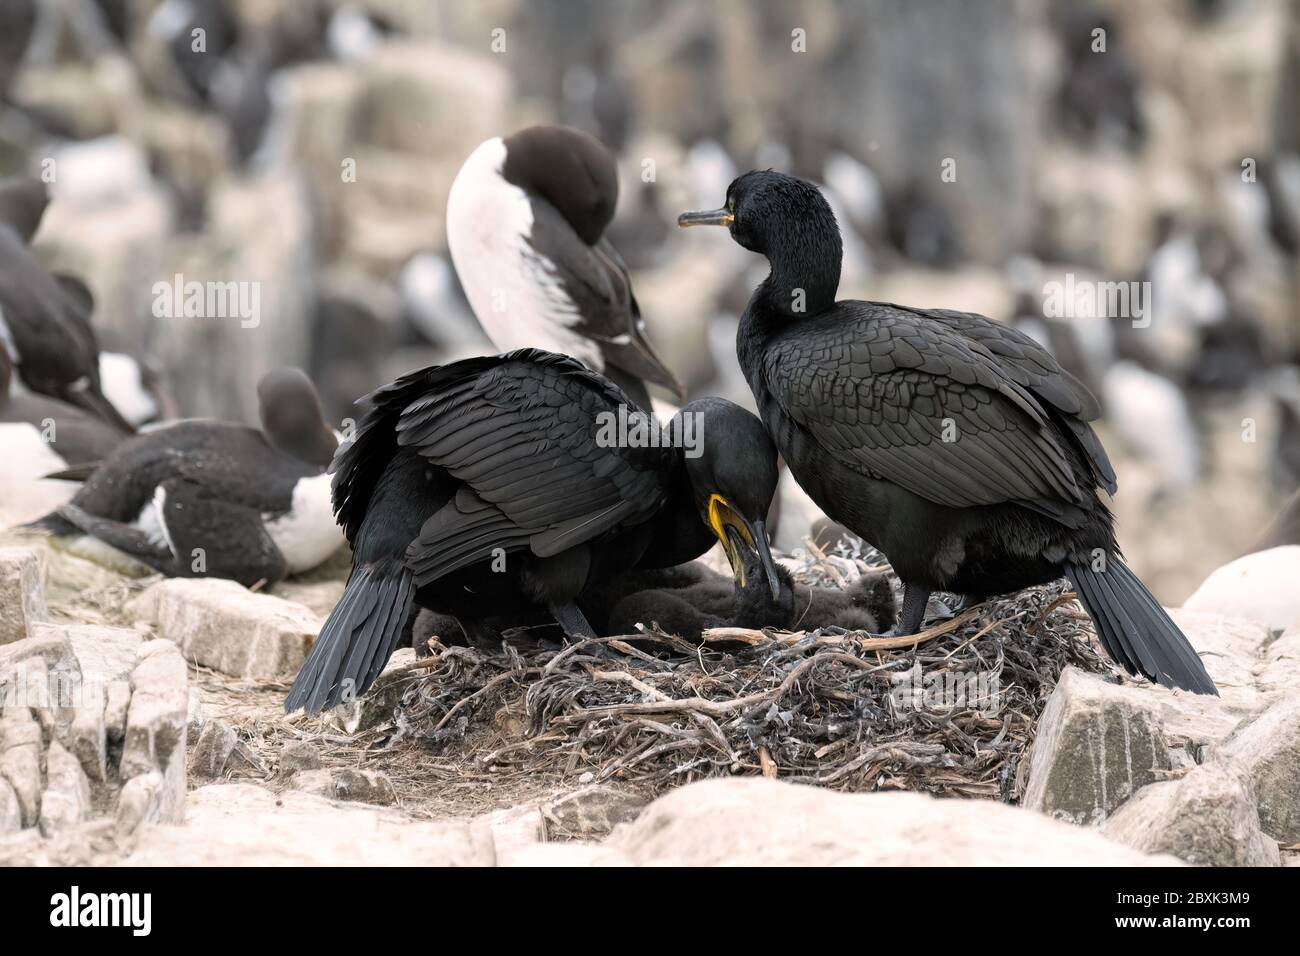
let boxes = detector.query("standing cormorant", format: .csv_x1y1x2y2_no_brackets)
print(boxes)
285,349,778,714
446,125,685,410
680,171,1216,695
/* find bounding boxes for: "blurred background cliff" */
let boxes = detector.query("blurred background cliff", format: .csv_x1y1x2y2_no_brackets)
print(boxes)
1,0,1297,602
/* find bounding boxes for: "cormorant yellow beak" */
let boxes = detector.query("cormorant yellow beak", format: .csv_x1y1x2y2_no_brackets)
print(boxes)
678,208,734,228
707,493,781,600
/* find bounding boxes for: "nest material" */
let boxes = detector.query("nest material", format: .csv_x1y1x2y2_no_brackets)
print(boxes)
376,573,1114,801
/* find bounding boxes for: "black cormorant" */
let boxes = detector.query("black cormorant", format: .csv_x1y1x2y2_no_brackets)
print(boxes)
446,125,684,410
285,349,779,713
680,171,1216,695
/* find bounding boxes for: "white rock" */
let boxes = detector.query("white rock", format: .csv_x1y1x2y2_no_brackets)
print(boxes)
1102,761,1280,867
1023,668,1172,825
120,641,187,824
1182,546,1300,631
1217,694,1300,843
124,784,482,866
1257,625,1300,694
593,778,1177,866
49,622,142,684
0,707,42,827
0,547,47,645
38,740,92,836
0,777,21,833
115,771,166,836
128,577,320,679
66,686,107,783
27,622,139,781
468,805,545,867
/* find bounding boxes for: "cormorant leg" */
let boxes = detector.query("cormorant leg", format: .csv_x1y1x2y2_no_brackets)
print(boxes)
892,583,931,636
547,601,599,640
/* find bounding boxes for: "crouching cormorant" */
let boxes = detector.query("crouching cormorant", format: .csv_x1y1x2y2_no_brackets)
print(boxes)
446,125,684,410
680,171,1216,695
285,349,778,714
24,368,342,585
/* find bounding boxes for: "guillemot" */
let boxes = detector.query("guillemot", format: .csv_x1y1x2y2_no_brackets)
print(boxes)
285,349,777,713
25,368,343,586
681,170,1216,695
0,176,135,433
445,125,684,410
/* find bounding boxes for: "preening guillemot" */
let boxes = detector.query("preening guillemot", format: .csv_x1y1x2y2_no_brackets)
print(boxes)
285,349,777,713
446,125,685,410
681,170,1217,695
0,176,136,433
25,368,343,586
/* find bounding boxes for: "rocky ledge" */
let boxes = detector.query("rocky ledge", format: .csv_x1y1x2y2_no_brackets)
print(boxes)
2,540,1297,867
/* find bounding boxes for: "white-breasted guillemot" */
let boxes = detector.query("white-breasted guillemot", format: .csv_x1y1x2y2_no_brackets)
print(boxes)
24,368,344,586
445,125,685,410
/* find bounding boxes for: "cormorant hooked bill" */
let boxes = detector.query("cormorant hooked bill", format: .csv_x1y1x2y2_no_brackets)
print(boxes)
680,171,1217,695
284,349,779,714
446,125,685,410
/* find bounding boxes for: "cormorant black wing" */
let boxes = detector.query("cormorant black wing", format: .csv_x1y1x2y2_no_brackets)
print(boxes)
337,350,674,585
901,304,1116,493
762,303,1091,519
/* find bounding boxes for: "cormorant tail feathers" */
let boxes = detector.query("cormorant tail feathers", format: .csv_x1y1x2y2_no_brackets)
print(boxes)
1066,559,1217,696
284,561,414,714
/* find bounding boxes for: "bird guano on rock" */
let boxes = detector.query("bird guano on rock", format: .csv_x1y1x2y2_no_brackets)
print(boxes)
680,170,1217,695
285,348,778,714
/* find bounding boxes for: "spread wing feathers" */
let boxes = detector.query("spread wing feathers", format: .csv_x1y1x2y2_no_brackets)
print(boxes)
897,304,1116,494
766,306,1092,517
337,350,673,585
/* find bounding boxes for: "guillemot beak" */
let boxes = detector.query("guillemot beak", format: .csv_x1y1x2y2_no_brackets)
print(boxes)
708,494,781,601
677,208,734,228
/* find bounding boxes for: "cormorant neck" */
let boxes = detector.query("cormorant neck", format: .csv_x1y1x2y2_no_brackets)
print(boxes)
756,219,842,319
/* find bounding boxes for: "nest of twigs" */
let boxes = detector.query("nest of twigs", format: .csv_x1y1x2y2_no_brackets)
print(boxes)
374,572,1115,802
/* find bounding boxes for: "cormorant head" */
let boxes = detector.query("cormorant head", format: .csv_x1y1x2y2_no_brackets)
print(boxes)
0,175,49,245
676,397,781,600
678,170,842,316
501,125,619,246
257,367,339,469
